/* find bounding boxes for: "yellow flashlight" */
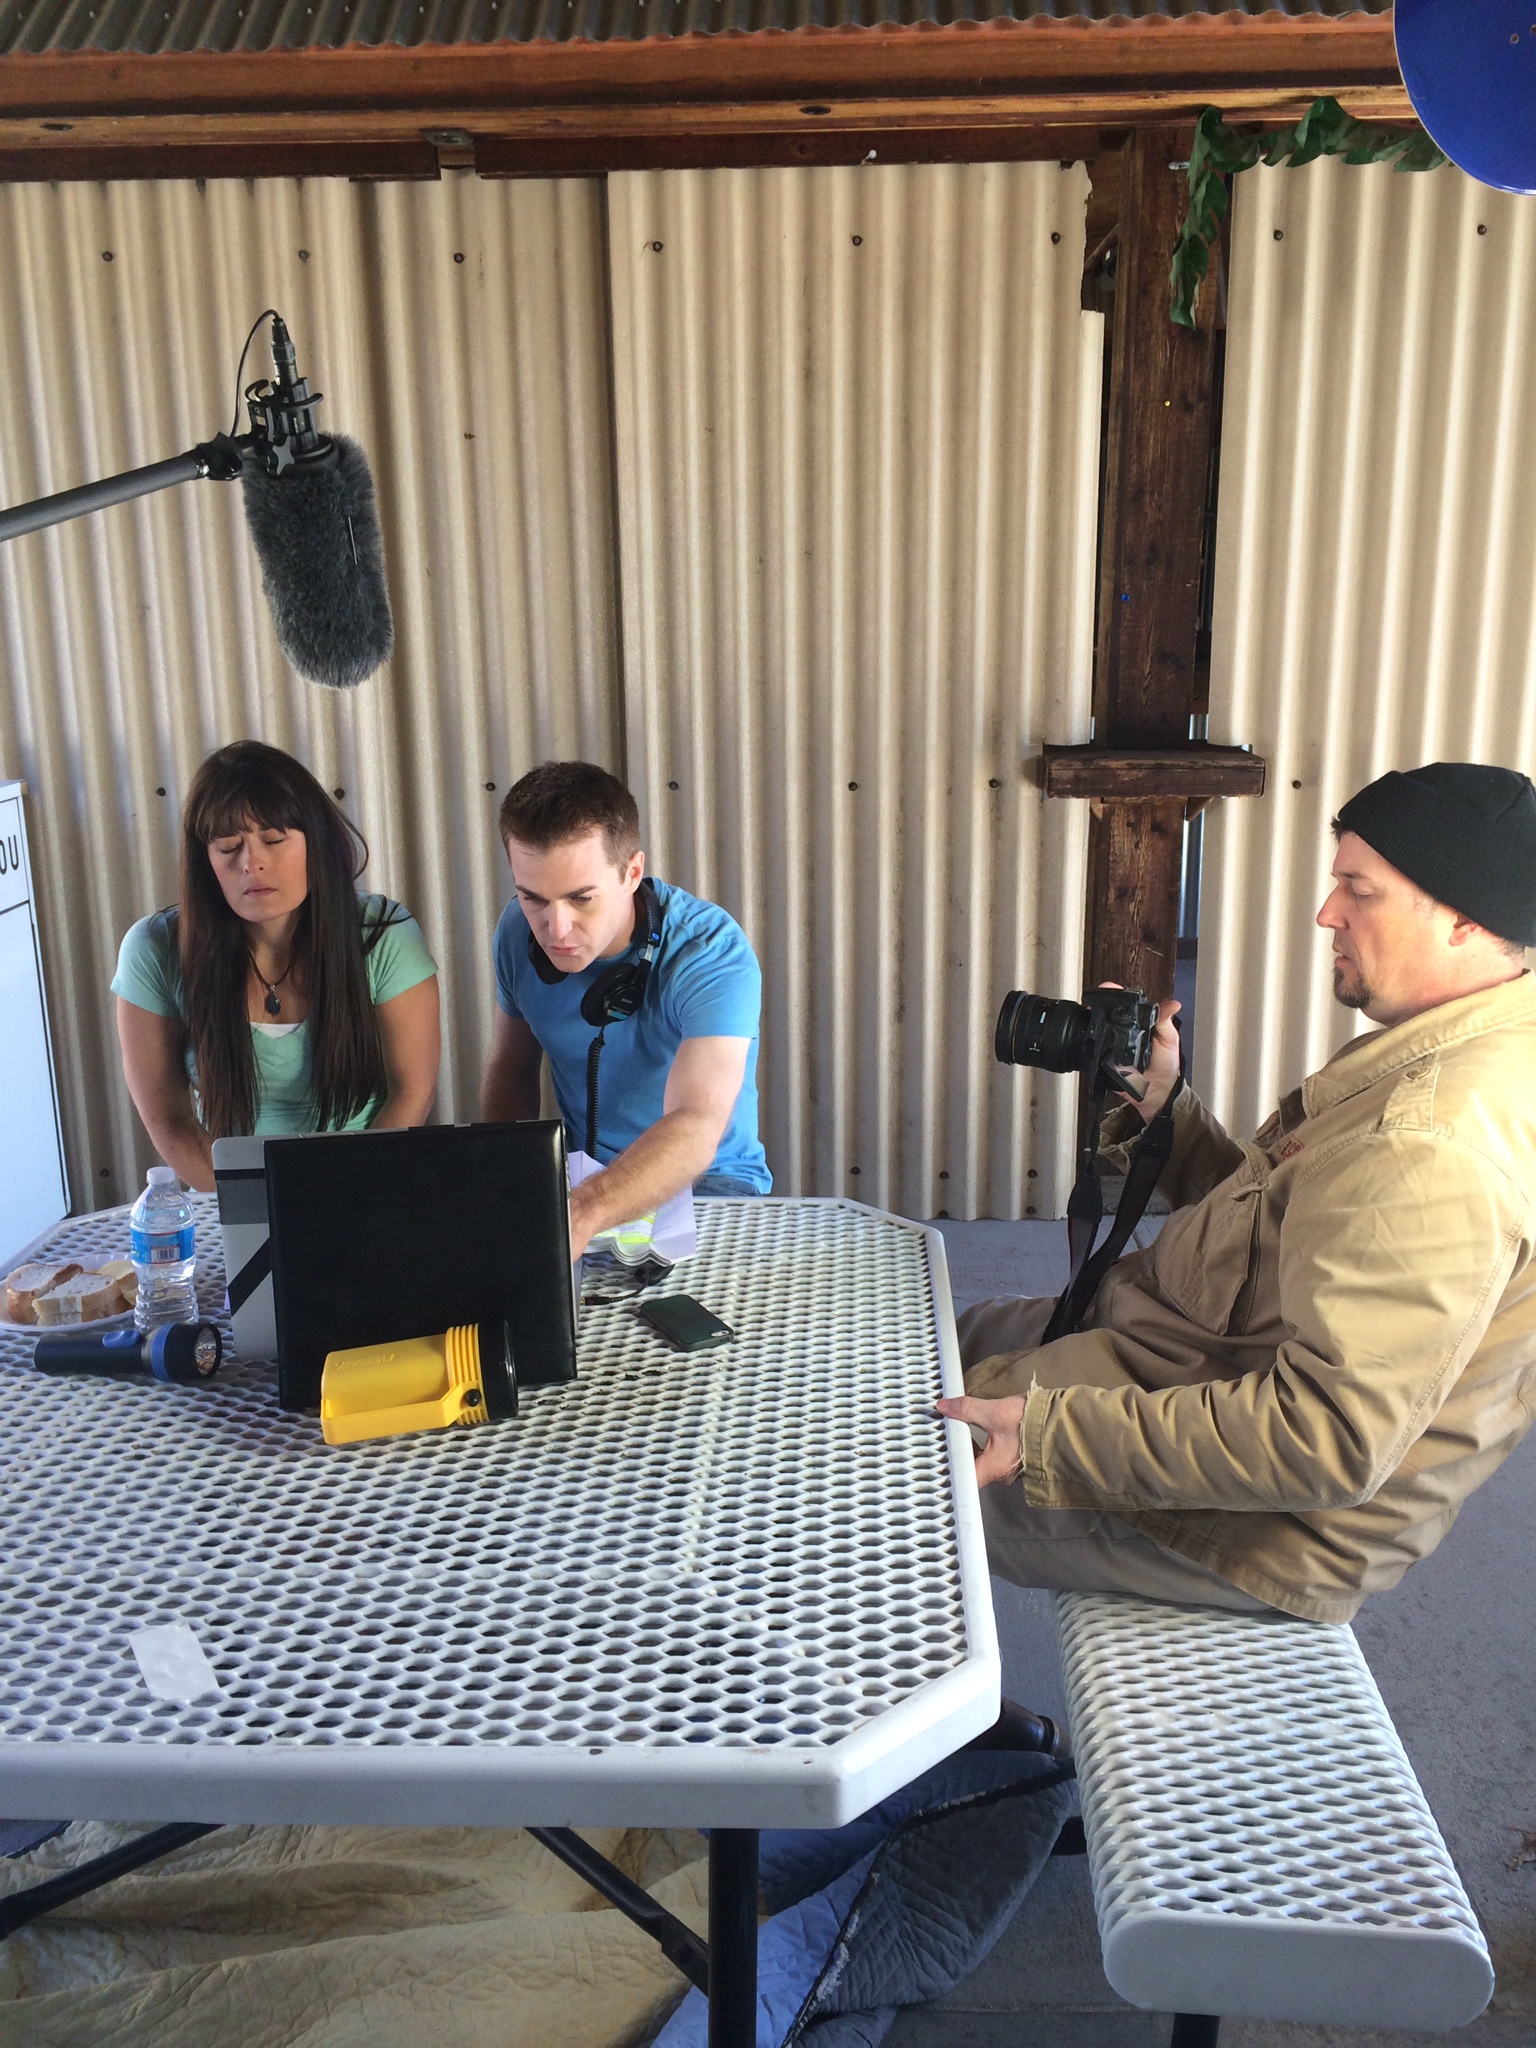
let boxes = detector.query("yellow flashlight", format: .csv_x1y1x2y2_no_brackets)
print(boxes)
319,1320,517,1447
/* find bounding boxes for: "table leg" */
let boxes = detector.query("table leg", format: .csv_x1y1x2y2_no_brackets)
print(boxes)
707,1828,759,2048
0,1823,220,1940
1169,2017,1220,2048
528,1826,709,1990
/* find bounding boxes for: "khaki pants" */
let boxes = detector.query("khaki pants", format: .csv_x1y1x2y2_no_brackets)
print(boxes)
957,1294,1272,1614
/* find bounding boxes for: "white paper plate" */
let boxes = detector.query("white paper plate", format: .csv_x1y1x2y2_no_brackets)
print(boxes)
1,1302,136,1333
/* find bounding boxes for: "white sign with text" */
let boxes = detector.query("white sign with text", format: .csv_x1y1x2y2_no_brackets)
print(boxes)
0,781,69,1270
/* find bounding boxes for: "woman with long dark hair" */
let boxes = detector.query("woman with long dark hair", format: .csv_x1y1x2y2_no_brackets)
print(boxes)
113,741,440,1190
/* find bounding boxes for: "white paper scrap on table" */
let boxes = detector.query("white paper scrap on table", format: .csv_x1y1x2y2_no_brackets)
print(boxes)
130,1621,222,1702
568,1149,697,1266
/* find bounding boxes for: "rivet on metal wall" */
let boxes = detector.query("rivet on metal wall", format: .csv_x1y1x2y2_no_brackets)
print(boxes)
848,781,859,790
298,249,310,262
848,1166,861,1176
453,252,465,264
1273,229,1284,242
101,251,113,262
667,779,679,790
155,786,166,797
1051,232,1062,245
333,787,345,799
1292,779,1303,789
938,1170,949,1180
650,242,663,254
1478,224,1489,236
852,235,862,246
485,781,496,791
989,777,1002,788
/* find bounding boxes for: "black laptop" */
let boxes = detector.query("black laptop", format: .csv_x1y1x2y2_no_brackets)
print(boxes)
264,1121,577,1412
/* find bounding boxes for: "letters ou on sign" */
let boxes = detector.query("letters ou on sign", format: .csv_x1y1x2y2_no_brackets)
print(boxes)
0,833,18,876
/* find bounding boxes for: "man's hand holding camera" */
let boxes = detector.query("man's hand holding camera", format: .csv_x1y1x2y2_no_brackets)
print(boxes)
937,987,1181,1486
1106,985,1182,1123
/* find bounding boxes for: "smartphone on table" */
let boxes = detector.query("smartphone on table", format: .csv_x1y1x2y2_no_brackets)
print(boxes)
633,1294,734,1353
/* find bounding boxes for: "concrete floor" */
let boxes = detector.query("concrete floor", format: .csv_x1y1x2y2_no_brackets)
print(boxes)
889,1217,1536,2048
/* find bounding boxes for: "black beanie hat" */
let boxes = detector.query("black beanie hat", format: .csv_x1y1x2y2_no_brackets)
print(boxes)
1335,762,1536,946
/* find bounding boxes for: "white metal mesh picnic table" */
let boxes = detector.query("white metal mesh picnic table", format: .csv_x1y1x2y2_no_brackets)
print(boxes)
0,1194,998,1832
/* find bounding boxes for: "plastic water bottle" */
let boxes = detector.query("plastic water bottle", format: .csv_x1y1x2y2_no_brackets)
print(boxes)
130,1166,198,1332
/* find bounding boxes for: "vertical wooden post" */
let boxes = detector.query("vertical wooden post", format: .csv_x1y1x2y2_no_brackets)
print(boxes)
1086,130,1220,1001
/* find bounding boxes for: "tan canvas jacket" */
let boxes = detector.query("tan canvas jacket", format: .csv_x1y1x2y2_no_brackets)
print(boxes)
966,973,1536,1622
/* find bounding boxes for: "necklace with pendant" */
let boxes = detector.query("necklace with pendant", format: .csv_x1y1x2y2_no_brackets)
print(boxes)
251,952,295,1018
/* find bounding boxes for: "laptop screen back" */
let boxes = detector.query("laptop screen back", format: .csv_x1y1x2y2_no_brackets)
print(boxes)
264,1121,576,1412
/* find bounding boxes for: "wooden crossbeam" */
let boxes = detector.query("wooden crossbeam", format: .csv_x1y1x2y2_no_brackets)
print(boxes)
0,17,1412,179
1043,745,1266,802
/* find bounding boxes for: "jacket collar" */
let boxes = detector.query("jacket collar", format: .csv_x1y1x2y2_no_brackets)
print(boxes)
1303,971,1536,1120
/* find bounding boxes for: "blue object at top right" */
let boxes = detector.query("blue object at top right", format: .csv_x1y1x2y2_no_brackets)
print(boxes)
1396,0,1536,195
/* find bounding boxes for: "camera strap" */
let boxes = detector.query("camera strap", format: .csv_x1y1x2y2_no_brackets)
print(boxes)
1040,1073,1183,1345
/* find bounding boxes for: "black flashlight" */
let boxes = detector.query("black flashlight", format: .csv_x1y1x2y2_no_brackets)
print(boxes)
33,1322,223,1384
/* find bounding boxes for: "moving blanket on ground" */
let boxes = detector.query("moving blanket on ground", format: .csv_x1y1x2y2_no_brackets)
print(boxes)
659,1752,1074,2048
0,1753,1071,2048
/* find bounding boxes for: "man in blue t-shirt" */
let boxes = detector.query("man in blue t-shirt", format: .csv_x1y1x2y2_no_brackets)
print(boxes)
480,760,770,1259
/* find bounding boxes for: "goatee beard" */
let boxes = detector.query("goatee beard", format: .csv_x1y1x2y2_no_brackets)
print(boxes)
1332,960,1373,1012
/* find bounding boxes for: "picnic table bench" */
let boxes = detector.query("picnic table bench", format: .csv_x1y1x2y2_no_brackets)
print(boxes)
1056,1590,1494,2046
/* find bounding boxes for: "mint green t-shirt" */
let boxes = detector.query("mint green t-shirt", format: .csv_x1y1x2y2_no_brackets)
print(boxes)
111,895,437,1135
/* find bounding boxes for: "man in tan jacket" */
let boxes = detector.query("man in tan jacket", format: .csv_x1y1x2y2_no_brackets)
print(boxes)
938,762,1536,1622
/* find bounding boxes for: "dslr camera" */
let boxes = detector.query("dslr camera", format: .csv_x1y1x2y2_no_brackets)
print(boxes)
995,985,1159,1098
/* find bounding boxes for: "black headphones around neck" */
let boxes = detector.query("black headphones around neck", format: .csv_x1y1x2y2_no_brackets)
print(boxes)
527,876,663,1026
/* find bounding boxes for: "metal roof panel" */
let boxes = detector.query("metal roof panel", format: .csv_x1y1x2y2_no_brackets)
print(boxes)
0,0,1397,58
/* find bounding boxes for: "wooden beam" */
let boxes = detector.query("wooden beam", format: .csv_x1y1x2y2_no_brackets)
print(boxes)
1092,799,1190,1006
0,137,441,181
1085,129,1223,1002
0,81,1419,181
475,117,1104,178
1094,132,1220,750
0,10,1416,181
0,19,1405,123
1043,744,1266,802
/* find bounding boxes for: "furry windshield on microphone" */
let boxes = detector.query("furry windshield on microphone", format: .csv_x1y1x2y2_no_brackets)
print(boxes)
240,434,394,690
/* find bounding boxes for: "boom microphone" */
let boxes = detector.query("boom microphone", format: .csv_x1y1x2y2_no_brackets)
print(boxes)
242,436,393,690
232,314,394,690
0,311,395,691
234,317,393,688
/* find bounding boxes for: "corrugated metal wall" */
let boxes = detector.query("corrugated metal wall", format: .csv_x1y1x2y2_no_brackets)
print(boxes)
0,173,621,1210
609,163,1101,1218
1199,158,1536,1137
0,161,1100,1219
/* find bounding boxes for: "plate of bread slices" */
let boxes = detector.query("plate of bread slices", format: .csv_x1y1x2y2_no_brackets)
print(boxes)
3,1258,139,1328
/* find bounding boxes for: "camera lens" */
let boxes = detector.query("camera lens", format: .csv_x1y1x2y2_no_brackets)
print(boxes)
994,991,1089,1072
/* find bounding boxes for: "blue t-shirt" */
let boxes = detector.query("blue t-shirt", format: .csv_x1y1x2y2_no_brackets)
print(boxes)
492,878,770,1192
